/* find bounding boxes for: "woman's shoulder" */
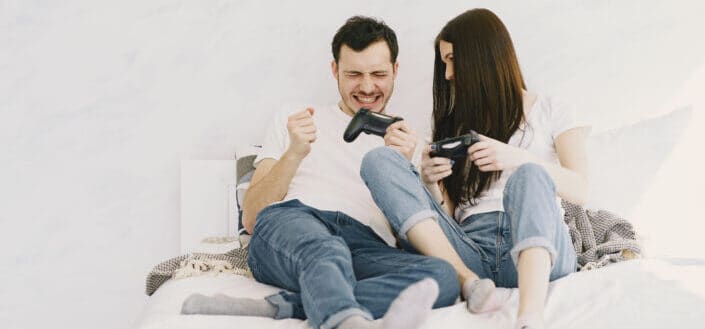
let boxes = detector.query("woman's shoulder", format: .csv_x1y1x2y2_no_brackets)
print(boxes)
526,93,574,119
530,93,588,137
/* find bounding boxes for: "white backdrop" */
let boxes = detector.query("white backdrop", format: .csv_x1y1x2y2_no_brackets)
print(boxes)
2,1,704,328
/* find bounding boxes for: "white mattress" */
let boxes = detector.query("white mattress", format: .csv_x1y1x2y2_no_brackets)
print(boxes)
136,258,705,329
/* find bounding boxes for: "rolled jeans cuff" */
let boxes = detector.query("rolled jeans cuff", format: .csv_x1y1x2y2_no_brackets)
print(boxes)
264,292,292,320
320,307,373,329
398,209,438,241
510,236,558,268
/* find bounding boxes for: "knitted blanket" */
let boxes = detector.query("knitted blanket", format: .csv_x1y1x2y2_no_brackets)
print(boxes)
562,201,641,270
145,245,250,296
144,203,641,296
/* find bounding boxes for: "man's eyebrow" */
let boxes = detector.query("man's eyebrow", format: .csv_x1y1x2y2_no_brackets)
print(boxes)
343,69,390,74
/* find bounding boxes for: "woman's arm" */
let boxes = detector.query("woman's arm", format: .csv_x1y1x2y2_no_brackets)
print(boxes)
468,126,590,205
527,127,590,205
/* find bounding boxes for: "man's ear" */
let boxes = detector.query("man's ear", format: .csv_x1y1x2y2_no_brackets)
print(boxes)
331,60,339,79
393,62,399,79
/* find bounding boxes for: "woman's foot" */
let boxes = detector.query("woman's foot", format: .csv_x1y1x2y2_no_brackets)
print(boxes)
515,313,545,329
463,278,512,313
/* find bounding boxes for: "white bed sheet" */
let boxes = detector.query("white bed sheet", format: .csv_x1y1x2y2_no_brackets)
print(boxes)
136,258,705,329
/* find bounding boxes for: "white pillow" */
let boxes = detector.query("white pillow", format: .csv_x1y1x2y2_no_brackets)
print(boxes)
234,143,262,235
585,107,692,217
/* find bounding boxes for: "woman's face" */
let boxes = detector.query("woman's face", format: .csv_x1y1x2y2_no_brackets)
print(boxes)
439,40,454,81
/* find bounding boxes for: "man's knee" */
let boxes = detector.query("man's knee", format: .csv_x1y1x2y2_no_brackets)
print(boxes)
295,235,352,269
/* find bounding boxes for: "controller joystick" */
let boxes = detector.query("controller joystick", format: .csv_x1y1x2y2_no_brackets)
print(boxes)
343,108,403,142
429,131,481,159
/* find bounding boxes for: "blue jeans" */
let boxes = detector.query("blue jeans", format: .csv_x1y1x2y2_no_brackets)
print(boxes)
360,147,577,288
247,199,460,329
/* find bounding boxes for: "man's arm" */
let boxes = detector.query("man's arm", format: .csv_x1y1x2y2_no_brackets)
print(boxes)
241,108,317,234
241,151,304,234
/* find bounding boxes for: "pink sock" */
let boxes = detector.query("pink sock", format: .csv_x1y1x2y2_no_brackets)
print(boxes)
463,279,512,313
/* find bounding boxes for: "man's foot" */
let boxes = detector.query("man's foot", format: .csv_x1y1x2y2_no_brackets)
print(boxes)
381,278,440,329
180,293,278,317
463,278,512,313
336,279,440,329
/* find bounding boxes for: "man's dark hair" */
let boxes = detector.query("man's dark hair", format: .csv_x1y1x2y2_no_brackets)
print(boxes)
331,16,398,64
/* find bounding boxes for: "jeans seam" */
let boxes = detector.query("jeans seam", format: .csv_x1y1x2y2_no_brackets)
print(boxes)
299,267,331,328
495,213,502,279
350,248,421,268
500,212,513,263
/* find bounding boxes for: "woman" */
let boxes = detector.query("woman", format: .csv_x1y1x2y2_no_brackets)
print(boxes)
360,8,589,329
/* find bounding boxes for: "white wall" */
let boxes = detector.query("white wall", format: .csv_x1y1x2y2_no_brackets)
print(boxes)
1,1,704,328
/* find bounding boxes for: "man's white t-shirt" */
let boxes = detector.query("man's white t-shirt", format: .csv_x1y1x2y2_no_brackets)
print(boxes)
254,104,396,246
455,95,587,222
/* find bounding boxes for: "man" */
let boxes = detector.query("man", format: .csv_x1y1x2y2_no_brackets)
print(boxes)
181,16,459,329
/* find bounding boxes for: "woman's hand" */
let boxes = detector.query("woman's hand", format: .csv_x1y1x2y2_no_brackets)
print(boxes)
467,134,535,172
421,144,454,186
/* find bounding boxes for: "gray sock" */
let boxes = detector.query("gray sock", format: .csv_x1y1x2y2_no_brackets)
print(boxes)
463,278,510,313
380,278,440,329
180,293,278,317
337,279,440,329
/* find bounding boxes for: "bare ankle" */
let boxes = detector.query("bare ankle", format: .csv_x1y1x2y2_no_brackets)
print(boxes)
459,272,479,287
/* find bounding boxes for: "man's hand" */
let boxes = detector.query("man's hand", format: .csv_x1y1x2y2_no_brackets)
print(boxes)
286,108,317,160
384,120,417,160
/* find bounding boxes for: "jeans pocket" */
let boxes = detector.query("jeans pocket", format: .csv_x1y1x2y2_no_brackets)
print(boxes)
334,212,355,226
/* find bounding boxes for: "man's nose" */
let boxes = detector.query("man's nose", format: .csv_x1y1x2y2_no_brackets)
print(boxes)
360,75,374,93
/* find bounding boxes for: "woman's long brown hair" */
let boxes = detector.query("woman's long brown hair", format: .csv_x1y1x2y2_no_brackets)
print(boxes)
433,8,527,206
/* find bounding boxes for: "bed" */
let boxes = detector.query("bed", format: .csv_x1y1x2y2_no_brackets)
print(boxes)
136,256,705,328
135,107,705,328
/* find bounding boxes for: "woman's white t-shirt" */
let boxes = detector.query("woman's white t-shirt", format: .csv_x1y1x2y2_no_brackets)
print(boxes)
455,95,586,222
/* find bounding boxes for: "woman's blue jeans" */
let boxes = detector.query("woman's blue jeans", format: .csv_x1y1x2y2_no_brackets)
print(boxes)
360,146,577,288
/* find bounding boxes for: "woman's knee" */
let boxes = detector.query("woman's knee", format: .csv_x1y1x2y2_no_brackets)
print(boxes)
505,163,556,194
360,146,407,182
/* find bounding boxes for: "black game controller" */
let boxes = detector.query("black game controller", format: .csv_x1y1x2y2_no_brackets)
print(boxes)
343,108,403,142
429,131,481,159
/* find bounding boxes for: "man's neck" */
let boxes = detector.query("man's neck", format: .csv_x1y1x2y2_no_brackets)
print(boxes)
338,101,355,117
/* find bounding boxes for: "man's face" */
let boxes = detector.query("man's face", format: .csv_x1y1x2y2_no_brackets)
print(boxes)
332,41,398,114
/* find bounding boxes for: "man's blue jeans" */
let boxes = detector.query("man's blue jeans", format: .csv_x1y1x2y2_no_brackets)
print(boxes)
247,199,460,329
360,147,577,288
